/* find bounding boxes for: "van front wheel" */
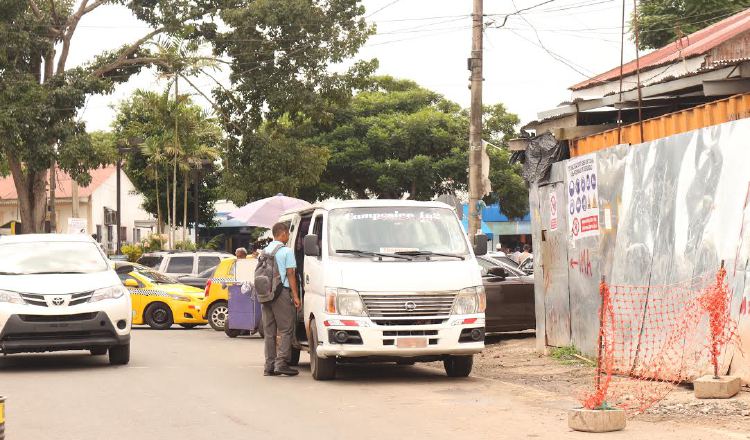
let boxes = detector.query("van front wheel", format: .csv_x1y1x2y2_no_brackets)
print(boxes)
444,355,473,377
310,319,336,380
109,343,130,365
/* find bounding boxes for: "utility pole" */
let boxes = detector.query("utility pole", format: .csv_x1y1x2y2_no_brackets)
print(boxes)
116,148,122,255
71,181,79,219
468,0,484,245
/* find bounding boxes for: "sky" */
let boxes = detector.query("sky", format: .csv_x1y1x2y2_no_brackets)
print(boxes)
71,0,639,132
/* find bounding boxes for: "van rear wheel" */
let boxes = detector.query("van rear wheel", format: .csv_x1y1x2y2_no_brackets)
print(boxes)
310,318,336,380
444,355,473,377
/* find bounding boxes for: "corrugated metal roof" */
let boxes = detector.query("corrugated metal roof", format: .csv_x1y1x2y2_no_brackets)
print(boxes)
571,8,750,91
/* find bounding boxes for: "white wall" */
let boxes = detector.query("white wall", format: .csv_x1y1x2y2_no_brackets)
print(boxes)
90,170,154,248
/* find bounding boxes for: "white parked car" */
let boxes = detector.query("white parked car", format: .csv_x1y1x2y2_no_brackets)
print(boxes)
279,199,487,380
0,234,132,365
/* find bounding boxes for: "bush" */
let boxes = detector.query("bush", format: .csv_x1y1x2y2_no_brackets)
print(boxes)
143,234,166,252
121,243,144,262
174,240,197,251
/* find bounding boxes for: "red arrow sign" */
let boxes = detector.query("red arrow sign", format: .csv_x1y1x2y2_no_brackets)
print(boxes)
569,259,579,269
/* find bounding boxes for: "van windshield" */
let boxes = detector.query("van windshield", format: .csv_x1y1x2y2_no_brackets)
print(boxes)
328,207,469,256
0,241,108,275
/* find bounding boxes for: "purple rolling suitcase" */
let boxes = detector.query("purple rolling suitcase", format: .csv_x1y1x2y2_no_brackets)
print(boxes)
225,282,263,338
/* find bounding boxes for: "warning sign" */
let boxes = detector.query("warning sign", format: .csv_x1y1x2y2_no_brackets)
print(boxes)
566,154,599,240
549,192,558,231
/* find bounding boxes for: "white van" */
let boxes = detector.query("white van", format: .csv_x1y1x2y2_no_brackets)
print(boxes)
279,200,487,380
0,234,132,365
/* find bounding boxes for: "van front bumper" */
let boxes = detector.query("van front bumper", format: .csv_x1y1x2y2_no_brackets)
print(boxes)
315,317,485,358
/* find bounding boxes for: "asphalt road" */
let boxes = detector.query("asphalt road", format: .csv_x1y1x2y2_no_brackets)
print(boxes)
0,328,743,440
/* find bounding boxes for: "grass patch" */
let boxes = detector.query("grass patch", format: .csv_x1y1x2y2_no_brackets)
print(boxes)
549,346,593,366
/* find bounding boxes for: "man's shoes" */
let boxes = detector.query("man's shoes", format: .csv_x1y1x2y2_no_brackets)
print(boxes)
263,370,279,376
275,366,299,376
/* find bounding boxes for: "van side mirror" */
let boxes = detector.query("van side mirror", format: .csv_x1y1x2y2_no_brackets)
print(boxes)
304,234,321,257
473,234,488,256
123,279,139,288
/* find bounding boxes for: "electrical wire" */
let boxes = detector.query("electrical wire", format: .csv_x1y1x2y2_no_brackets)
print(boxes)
365,0,403,19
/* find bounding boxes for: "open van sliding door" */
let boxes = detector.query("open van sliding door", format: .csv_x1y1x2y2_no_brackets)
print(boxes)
303,210,326,342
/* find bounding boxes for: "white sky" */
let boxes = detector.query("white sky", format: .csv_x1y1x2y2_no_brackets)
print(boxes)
72,0,638,132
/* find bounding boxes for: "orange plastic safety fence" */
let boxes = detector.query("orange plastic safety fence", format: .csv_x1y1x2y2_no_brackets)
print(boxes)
580,267,739,413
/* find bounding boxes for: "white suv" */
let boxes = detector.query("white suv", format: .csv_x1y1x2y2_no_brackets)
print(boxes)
138,251,232,277
0,234,132,365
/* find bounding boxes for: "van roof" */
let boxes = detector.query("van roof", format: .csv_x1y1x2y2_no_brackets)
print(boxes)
0,233,96,244
281,199,454,216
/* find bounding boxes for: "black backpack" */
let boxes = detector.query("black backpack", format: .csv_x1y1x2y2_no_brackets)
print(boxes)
254,243,284,303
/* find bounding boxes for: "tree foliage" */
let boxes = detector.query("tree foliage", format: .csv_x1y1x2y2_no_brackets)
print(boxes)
202,0,376,204
113,90,222,230
634,0,750,50
231,76,529,218
0,0,219,231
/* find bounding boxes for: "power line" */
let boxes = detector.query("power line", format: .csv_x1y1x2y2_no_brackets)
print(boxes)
365,0,404,19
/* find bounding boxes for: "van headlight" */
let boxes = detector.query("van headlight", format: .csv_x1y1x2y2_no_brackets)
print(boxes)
90,286,127,303
0,290,23,305
325,288,367,316
452,286,486,315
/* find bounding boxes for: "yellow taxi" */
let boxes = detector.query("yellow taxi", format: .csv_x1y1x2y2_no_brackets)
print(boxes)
114,262,208,330
202,257,258,331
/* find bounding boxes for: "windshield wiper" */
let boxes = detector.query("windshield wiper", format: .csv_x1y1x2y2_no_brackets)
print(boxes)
394,250,465,260
336,249,413,261
28,271,87,275
0,271,22,275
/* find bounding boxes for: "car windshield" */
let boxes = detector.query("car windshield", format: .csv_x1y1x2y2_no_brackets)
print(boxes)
328,207,469,256
137,268,178,284
0,241,108,275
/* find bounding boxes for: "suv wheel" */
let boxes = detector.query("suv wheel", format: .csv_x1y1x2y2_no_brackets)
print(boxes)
145,303,174,330
207,301,228,331
109,343,130,365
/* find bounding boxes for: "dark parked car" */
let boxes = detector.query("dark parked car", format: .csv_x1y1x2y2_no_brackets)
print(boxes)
476,256,536,333
176,266,216,289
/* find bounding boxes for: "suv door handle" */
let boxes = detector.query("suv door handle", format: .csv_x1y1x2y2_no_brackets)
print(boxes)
305,275,310,284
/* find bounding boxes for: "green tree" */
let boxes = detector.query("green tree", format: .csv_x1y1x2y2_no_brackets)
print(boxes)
0,0,216,232
202,0,376,205
482,104,528,219
634,0,750,50
300,77,468,201
113,90,222,243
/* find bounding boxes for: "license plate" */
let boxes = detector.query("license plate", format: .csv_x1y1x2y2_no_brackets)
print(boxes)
396,337,427,348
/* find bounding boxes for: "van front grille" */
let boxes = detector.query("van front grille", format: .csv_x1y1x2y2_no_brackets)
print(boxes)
361,293,456,319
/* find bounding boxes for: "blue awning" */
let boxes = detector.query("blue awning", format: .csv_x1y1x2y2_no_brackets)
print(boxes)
461,205,493,238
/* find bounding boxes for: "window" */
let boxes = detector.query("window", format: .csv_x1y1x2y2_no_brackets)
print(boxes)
198,256,220,273
120,226,127,243
166,256,194,274
312,215,323,250
137,256,163,269
0,241,108,274
134,228,141,243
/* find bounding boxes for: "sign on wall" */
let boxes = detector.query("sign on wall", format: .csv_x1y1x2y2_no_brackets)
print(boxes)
566,154,599,240
67,218,88,235
549,192,559,231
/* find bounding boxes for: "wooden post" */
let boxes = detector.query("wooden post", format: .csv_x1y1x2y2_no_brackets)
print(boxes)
468,0,484,245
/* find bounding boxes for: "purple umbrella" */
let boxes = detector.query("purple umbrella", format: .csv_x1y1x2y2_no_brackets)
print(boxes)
228,194,311,228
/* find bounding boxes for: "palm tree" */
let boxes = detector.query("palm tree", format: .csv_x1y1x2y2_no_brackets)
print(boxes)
150,37,220,246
